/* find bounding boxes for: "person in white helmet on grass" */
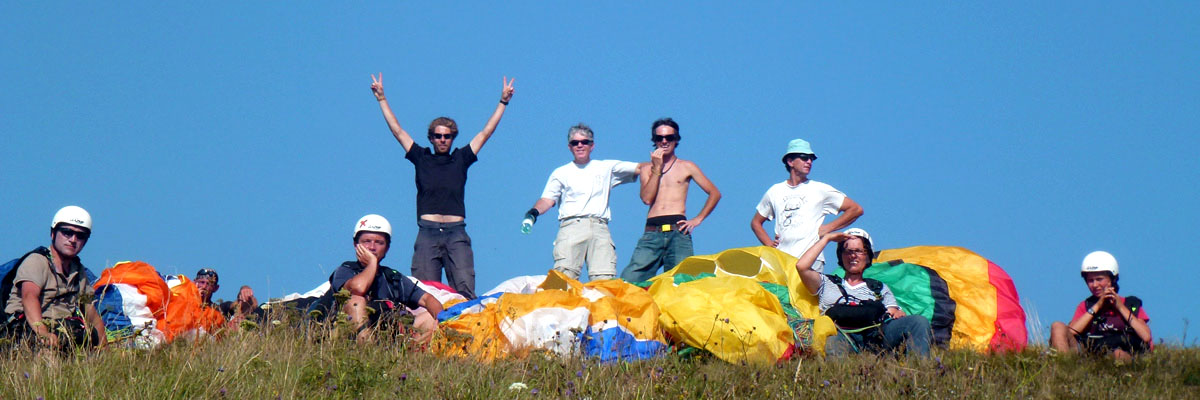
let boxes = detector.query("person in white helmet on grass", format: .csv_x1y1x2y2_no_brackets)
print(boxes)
1049,251,1152,360
324,214,444,344
1,206,106,350
795,228,931,357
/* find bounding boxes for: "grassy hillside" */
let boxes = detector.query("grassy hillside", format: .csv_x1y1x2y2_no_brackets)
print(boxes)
3,319,1199,399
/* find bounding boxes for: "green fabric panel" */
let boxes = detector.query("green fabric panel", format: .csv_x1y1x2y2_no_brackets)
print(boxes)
672,272,717,285
831,263,936,321
758,282,803,320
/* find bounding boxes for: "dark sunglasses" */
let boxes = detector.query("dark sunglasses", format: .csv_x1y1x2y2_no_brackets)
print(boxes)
56,227,90,240
196,268,219,282
652,133,681,143
430,133,456,140
569,139,593,146
793,153,817,162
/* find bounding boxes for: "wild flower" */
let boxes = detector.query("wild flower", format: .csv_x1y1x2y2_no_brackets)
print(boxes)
509,382,528,390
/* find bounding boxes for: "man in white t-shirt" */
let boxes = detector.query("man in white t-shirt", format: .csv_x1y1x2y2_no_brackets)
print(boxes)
522,123,640,281
751,138,863,272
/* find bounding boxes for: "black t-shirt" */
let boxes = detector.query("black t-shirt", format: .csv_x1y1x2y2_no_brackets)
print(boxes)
405,143,477,218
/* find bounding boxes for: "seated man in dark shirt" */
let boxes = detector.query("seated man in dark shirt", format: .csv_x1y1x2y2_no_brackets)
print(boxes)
330,214,444,343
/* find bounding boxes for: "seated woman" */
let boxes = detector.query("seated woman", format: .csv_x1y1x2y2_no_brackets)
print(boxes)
1050,251,1151,360
795,228,931,357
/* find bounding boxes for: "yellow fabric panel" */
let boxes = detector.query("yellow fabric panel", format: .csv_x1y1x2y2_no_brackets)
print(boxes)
649,275,793,365
877,246,997,351
435,308,507,362
582,279,667,343
651,246,837,355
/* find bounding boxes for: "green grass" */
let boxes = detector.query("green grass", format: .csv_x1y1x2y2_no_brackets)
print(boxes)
3,319,1199,399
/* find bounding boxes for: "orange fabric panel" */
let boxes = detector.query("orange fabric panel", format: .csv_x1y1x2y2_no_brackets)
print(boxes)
93,261,171,327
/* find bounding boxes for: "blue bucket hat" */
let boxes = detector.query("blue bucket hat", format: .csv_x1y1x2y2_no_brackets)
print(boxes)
781,139,817,163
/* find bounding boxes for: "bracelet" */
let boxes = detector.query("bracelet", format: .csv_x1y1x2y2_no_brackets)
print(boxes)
377,97,386,102
1086,308,1096,316
500,99,510,105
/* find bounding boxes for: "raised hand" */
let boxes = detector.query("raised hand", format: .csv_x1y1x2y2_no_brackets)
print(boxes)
371,73,386,101
823,231,851,243
650,149,665,170
500,76,515,103
356,244,379,268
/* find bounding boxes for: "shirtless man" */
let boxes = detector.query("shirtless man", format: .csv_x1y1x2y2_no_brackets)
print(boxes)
618,118,721,282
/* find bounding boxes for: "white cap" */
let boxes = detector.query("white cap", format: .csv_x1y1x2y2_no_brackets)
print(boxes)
52,206,92,231
1081,251,1118,276
844,228,873,248
354,214,392,238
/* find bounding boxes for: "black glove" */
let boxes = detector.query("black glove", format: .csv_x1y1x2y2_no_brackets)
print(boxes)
523,208,539,224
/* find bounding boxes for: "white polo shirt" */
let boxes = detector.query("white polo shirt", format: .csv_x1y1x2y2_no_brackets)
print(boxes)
541,160,639,221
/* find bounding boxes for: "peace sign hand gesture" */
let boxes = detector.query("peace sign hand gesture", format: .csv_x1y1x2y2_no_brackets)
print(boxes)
371,73,386,101
500,76,515,104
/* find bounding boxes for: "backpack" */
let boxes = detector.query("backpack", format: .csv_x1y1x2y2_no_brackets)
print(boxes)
1079,295,1149,354
823,274,888,330
0,247,95,323
0,247,53,321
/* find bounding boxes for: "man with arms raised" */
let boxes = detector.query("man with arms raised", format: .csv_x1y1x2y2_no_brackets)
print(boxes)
751,139,863,272
2,206,105,349
329,214,444,343
522,124,640,281
370,74,515,299
619,118,721,282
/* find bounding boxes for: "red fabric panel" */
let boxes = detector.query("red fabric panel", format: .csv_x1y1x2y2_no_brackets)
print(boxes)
987,260,1027,352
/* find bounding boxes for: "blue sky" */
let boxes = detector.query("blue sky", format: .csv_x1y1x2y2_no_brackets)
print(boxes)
3,3,1197,344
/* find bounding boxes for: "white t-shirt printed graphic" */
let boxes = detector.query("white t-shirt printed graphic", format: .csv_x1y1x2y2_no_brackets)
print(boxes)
755,180,846,266
541,160,640,221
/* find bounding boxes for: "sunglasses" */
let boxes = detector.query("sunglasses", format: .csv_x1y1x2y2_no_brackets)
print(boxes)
56,227,90,240
652,133,681,143
793,153,817,162
430,133,456,140
196,268,219,282
569,139,593,146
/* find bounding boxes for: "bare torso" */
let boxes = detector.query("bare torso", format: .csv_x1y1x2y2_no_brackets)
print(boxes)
646,158,694,218
420,214,465,223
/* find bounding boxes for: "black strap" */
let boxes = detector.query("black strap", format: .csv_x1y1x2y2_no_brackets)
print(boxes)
824,274,883,304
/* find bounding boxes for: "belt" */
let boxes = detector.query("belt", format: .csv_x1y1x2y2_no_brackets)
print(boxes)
646,223,678,232
562,215,608,224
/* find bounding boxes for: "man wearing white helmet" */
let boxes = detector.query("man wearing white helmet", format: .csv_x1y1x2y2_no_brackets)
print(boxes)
326,214,444,343
2,206,106,349
1049,251,1152,360
795,228,931,357
370,74,515,300
752,138,863,273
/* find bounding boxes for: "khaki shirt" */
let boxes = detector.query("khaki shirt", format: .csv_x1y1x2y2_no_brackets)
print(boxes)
4,253,93,320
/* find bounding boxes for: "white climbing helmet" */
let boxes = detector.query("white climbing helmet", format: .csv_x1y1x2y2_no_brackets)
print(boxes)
1080,250,1118,276
844,228,873,248
354,214,392,238
52,206,93,231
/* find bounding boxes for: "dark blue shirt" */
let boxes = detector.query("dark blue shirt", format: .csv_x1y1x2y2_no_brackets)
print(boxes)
328,261,427,309
406,143,477,218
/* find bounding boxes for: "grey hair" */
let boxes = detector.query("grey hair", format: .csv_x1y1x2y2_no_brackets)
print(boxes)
567,123,594,142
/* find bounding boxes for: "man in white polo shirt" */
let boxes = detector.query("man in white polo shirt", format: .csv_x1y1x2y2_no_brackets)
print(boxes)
522,123,641,281
751,138,863,272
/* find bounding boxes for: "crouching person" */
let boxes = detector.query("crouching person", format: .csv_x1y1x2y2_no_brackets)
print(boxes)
331,214,444,344
795,228,930,357
2,206,105,350
1050,251,1151,360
